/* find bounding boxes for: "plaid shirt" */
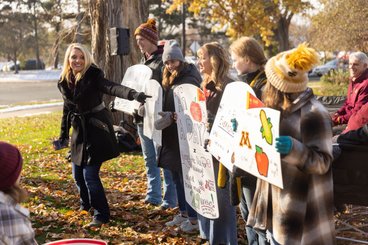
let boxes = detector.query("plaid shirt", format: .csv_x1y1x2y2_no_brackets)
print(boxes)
0,192,37,245
248,89,336,245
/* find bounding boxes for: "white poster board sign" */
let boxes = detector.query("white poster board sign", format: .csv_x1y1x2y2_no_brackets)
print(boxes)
114,64,152,114
174,84,219,219
209,82,283,188
143,79,162,145
208,82,256,172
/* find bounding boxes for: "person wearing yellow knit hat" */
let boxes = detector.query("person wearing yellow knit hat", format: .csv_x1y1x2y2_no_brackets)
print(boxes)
247,44,336,245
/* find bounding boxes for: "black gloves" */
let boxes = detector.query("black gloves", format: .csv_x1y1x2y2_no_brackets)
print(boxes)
132,109,143,124
204,138,210,152
53,138,69,150
133,92,151,104
65,150,72,162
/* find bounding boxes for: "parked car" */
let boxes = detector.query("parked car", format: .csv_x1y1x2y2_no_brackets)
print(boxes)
1,61,20,72
310,58,347,77
23,59,45,70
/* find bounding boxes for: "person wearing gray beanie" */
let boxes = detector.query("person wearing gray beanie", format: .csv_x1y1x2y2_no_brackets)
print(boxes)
156,39,202,233
162,40,185,64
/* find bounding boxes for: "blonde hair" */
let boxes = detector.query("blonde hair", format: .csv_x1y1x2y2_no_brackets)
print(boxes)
230,36,267,67
60,43,95,84
3,184,28,204
197,42,231,91
162,62,185,89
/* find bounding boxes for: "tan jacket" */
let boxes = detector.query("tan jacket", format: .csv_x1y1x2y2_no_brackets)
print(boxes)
247,88,336,245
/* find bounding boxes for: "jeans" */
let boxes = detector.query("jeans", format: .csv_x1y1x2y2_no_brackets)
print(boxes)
72,162,110,223
240,175,269,245
171,169,197,220
137,124,177,207
266,230,280,245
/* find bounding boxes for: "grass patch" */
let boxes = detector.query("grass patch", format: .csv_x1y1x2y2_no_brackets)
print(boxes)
309,81,348,96
0,112,207,244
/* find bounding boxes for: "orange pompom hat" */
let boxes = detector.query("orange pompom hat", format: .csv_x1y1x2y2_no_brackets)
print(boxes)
134,18,159,45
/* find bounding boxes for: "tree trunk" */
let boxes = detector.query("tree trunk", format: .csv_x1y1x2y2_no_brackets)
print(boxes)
76,0,83,43
275,14,292,52
89,0,149,125
32,2,41,69
52,21,61,69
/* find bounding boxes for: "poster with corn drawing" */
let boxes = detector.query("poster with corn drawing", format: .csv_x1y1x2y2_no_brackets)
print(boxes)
209,82,283,188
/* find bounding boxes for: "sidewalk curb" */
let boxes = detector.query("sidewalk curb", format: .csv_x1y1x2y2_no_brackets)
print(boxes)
0,102,63,113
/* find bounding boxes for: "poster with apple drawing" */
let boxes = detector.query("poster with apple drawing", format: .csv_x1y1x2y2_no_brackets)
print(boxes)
232,107,283,188
114,64,152,114
173,84,219,219
209,82,283,189
143,79,162,145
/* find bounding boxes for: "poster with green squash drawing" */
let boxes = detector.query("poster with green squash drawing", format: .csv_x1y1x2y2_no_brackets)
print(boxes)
209,82,283,189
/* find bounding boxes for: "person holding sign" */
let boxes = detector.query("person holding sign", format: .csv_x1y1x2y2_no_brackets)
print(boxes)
156,40,202,233
56,43,150,227
197,42,238,245
247,44,335,244
230,37,269,245
134,19,177,209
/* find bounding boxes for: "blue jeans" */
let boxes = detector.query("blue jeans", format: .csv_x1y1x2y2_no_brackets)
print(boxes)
171,169,197,220
72,162,110,223
241,175,269,245
266,230,280,245
137,124,177,207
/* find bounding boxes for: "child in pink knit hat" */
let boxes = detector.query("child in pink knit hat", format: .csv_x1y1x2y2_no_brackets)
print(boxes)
0,141,37,244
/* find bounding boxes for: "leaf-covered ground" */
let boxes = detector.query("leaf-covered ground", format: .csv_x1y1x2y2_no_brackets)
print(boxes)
0,112,367,244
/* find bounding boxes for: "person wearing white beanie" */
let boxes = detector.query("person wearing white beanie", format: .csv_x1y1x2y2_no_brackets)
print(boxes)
247,44,336,245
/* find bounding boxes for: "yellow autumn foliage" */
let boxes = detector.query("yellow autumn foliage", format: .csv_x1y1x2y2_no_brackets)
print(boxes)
163,0,311,49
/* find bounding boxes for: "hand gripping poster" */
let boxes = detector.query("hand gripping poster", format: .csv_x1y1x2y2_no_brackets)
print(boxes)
173,84,219,218
114,64,152,114
209,82,283,189
143,79,162,145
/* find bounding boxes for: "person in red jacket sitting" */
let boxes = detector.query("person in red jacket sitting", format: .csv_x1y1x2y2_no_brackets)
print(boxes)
332,51,368,134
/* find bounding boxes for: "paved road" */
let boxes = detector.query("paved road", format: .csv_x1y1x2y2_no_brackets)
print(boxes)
0,81,62,105
0,70,62,118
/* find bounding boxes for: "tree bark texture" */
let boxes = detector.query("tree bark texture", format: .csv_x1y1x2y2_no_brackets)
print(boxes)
89,0,149,124
276,14,292,52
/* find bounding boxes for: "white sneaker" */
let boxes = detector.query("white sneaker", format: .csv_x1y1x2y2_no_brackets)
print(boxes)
180,219,199,233
165,214,187,227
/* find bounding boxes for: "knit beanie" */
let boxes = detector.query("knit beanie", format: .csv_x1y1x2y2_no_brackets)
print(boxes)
0,141,23,191
265,43,319,93
134,18,159,45
162,40,185,63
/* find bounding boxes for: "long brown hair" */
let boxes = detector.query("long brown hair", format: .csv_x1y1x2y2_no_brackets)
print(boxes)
262,82,293,111
162,62,185,89
3,184,28,204
197,42,231,91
